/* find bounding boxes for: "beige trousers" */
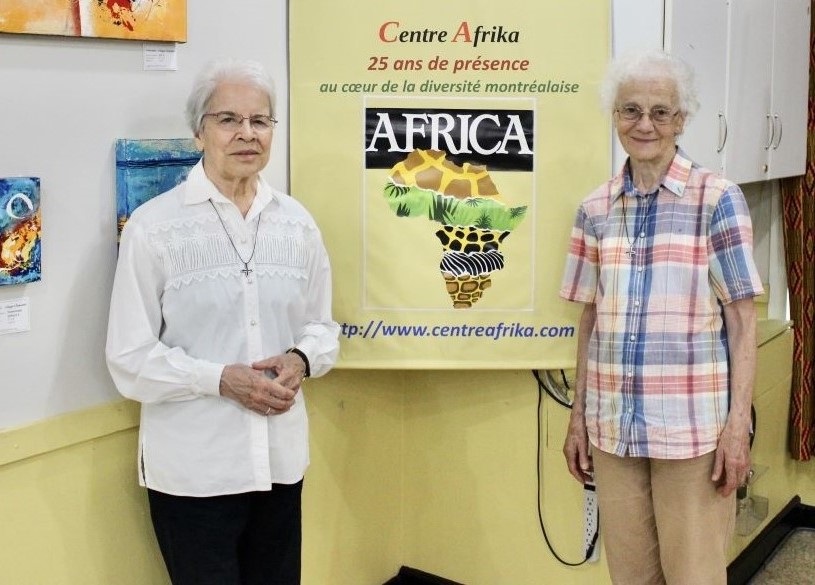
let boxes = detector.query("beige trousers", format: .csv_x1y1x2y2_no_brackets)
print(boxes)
592,449,736,585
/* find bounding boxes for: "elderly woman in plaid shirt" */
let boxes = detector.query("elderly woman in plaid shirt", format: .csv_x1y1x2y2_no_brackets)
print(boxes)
560,50,763,585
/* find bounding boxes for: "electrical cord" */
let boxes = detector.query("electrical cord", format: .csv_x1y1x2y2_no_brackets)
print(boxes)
532,369,573,409
534,369,600,566
750,403,756,449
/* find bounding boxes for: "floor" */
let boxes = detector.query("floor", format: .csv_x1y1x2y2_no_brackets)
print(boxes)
749,528,815,584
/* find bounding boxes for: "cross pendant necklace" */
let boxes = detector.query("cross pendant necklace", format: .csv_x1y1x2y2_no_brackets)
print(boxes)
621,190,658,261
209,200,262,280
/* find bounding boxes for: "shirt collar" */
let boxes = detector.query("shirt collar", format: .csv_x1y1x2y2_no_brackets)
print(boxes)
182,159,279,213
611,147,692,203
661,147,692,198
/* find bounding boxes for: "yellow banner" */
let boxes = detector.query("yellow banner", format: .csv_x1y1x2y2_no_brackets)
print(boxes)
290,2,610,369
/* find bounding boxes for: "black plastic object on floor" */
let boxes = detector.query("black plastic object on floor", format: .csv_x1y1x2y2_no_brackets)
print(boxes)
728,495,815,584
383,566,465,585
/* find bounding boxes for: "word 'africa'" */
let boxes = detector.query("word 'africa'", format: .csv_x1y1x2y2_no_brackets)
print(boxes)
365,112,532,156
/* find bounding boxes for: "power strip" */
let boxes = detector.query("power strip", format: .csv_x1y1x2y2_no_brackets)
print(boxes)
583,481,600,562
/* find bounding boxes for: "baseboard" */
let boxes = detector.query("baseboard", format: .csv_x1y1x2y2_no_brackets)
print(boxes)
0,399,139,467
383,566,465,585
727,495,815,585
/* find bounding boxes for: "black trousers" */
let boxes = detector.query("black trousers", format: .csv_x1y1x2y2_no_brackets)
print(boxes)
147,481,303,585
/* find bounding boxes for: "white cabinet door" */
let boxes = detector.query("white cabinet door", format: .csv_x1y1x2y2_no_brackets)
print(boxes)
726,0,774,184
768,0,811,179
666,0,728,174
666,0,810,183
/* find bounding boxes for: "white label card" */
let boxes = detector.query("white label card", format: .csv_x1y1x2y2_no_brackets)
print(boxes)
0,297,31,335
143,43,178,71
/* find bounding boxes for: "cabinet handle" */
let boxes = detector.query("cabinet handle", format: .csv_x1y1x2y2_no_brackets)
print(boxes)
772,114,782,149
765,114,775,150
717,112,728,153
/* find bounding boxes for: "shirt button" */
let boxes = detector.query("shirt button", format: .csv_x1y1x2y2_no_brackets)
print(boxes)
637,266,643,272
250,319,257,326
634,300,640,306
639,232,645,238
628,407,634,413
629,334,636,341
627,371,633,377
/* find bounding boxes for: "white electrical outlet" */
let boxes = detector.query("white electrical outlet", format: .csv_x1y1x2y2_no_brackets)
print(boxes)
583,481,600,562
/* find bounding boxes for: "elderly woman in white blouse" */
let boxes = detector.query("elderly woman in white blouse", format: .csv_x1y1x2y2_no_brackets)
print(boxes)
106,59,339,585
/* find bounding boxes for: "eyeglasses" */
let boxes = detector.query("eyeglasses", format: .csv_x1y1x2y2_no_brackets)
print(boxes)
202,111,278,132
615,105,679,125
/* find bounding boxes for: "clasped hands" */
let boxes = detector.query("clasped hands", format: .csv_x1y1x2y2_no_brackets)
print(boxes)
219,352,308,416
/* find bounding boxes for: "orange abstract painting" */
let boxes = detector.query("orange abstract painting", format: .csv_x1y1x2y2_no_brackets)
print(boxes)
0,0,186,42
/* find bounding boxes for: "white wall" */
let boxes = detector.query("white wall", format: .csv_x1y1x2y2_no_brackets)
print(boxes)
0,0,288,429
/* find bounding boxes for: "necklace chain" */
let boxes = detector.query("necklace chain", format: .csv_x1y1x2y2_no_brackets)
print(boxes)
209,200,261,278
621,190,658,259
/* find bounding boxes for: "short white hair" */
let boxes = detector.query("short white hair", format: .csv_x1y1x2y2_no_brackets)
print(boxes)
185,59,276,135
600,50,699,120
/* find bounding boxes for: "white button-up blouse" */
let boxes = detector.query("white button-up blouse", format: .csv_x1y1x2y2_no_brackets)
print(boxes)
106,161,340,496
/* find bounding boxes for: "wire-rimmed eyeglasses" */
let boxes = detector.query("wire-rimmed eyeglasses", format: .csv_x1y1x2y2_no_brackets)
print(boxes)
615,104,680,125
202,111,278,132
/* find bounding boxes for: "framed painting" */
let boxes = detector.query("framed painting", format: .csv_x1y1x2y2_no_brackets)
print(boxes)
116,138,201,238
0,177,41,286
0,1,187,42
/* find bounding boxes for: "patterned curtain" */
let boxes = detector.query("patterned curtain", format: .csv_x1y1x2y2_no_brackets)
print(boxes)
781,4,815,461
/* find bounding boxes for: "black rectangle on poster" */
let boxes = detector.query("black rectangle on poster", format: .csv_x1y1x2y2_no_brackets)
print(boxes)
365,107,534,171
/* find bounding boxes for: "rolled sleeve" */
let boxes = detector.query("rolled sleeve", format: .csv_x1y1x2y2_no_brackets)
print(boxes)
708,186,764,303
560,205,599,303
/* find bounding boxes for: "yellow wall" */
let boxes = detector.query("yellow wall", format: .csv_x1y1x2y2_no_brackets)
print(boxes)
400,370,607,584
303,371,405,584
729,327,815,554
0,403,167,585
1,325,812,585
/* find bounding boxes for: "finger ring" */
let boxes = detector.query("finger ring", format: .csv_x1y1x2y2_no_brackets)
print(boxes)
265,406,271,415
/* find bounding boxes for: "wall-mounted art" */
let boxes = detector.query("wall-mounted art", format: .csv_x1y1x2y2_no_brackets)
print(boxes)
116,138,201,237
0,177,41,286
0,1,187,42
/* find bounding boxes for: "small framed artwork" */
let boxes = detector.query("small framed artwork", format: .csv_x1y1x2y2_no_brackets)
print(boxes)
0,177,41,286
116,138,201,237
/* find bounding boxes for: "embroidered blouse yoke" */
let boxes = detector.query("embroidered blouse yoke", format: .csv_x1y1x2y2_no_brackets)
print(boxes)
106,161,340,496
559,150,763,459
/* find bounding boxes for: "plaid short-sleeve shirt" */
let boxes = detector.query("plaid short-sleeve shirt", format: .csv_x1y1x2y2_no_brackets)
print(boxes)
559,150,763,459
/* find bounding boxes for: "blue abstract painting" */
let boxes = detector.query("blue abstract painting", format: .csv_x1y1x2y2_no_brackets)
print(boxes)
0,177,41,286
116,138,202,238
